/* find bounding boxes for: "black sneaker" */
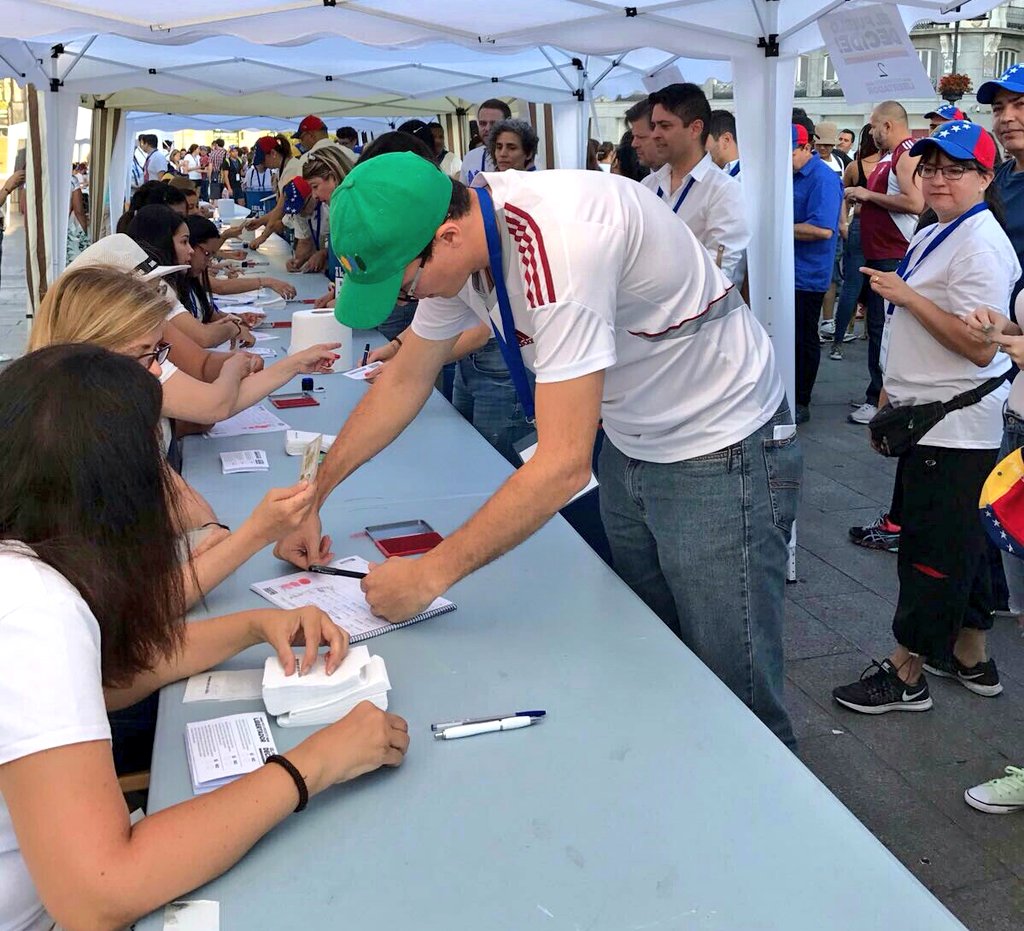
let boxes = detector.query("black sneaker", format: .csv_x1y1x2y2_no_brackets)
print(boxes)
848,512,900,552
923,654,1003,697
832,659,933,714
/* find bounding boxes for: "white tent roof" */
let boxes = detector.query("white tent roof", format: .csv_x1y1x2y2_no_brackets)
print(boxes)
0,0,1001,58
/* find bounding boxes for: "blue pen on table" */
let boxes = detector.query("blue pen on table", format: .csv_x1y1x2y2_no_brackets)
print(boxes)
431,710,546,740
361,342,371,366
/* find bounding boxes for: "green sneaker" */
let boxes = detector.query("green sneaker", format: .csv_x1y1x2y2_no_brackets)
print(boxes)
964,766,1024,814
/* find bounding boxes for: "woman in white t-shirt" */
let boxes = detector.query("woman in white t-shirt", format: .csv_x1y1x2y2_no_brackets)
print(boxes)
0,344,409,931
29,261,340,607
182,143,202,181
834,122,1019,716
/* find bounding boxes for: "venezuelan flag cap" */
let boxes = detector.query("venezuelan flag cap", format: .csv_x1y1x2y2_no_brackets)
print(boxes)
979,448,1024,557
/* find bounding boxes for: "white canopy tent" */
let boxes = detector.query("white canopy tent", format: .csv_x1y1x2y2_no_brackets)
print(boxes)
0,0,1005,404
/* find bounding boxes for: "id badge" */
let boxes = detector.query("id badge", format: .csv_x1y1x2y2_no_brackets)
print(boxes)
879,312,892,372
513,431,599,505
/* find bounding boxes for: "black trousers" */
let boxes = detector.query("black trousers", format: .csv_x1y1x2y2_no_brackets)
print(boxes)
891,444,997,657
795,289,825,406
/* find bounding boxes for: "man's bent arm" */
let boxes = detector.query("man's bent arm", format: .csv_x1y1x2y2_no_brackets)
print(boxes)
415,372,603,597
312,329,457,508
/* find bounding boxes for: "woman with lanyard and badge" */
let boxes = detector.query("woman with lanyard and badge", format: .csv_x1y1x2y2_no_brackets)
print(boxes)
833,121,1019,715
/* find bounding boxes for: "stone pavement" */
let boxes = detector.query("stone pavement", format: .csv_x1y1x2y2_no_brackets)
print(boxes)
792,328,1024,931
0,216,27,365
1,219,1022,927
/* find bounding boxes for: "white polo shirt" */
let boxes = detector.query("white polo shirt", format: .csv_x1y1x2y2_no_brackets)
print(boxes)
883,208,1019,449
412,170,783,463
459,147,495,186
642,153,749,286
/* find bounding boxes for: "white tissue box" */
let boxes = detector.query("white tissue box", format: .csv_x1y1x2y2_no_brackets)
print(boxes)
262,645,391,727
286,430,336,456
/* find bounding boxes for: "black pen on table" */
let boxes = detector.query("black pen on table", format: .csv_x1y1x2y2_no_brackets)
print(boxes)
308,564,368,579
361,342,371,366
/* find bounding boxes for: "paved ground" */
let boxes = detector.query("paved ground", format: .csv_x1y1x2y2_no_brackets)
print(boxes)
791,325,1024,931
2,224,1023,927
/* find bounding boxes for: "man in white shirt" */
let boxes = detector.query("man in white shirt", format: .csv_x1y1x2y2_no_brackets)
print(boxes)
277,153,800,747
624,99,663,171
813,121,848,174
643,83,749,286
705,109,741,177
138,134,168,183
459,98,512,184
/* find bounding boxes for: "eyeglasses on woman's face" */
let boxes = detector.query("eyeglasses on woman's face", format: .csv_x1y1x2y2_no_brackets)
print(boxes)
918,163,976,181
137,342,172,368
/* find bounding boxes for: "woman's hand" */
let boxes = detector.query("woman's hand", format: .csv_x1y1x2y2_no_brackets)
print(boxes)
239,351,265,373
313,285,336,309
860,266,916,310
267,278,298,300
251,606,349,676
964,307,1012,342
236,324,255,348
366,341,399,365
238,311,266,329
289,342,341,375
990,333,1024,367
247,481,317,546
221,351,255,381
294,702,410,790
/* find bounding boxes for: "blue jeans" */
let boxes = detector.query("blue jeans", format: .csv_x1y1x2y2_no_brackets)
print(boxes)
864,257,901,405
452,338,536,465
598,403,801,748
1000,409,1024,614
832,216,865,347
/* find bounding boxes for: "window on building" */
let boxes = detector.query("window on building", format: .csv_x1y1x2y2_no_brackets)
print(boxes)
996,48,1019,76
917,47,940,85
823,54,839,84
795,54,809,97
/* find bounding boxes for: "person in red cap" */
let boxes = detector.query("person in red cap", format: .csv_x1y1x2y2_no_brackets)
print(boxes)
833,121,1017,715
247,117,354,265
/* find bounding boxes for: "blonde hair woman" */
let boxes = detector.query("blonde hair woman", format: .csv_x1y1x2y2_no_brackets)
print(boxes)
30,265,331,608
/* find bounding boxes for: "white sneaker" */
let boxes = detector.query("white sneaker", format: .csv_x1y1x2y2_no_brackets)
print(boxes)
818,319,836,337
847,403,878,424
965,766,1024,814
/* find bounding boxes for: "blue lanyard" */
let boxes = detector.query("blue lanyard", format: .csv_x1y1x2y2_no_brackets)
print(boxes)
655,176,696,213
886,201,988,316
476,186,535,423
729,162,741,177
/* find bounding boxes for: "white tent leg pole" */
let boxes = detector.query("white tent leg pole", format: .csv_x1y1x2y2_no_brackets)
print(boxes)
108,115,129,227
732,49,799,581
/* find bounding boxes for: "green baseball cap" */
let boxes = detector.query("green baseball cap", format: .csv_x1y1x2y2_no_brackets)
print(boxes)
331,151,452,328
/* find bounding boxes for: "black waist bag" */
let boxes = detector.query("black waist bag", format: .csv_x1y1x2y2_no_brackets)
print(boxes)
868,373,1008,458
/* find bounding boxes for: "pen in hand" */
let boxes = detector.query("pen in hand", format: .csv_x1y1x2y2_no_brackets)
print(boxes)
308,564,368,580
361,342,371,366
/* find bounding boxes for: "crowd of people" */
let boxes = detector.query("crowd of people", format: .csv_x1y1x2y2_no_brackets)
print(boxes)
6,68,1024,927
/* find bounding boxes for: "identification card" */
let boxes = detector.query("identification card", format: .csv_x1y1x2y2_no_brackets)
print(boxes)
299,434,323,484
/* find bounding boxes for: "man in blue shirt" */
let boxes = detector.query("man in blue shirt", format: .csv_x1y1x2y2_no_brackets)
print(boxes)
792,121,843,423
978,65,1024,311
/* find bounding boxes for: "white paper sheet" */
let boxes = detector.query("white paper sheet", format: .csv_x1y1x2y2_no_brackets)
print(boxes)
184,669,264,703
219,449,270,473
205,404,290,438
163,900,220,931
185,712,277,794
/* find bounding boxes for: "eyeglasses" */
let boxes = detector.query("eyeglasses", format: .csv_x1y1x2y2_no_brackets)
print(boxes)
396,259,425,304
918,164,976,181
138,342,172,367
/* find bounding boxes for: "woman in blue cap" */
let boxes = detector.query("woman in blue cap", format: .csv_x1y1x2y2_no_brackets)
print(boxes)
833,121,1018,715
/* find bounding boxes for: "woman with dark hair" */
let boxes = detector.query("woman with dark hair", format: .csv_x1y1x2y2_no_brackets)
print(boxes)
830,125,882,359
833,122,1018,715
0,344,409,931
610,130,649,183
246,135,294,249
116,180,187,233
128,205,254,349
487,118,539,172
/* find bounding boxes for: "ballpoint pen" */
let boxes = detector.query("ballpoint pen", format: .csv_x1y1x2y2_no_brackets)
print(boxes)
431,710,546,731
308,564,367,579
433,714,545,740
361,342,371,366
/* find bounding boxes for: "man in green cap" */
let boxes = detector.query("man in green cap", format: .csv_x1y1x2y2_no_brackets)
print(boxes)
276,150,801,747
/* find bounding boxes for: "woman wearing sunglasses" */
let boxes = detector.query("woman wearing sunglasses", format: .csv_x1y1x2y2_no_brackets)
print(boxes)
833,122,1018,715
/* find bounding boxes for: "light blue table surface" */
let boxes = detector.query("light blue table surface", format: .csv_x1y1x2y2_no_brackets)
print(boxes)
136,241,966,930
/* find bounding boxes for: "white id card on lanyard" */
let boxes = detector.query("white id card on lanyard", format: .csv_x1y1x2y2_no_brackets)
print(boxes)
513,434,599,504
879,313,892,371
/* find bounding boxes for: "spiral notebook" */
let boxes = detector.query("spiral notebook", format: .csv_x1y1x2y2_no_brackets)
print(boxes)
250,556,456,642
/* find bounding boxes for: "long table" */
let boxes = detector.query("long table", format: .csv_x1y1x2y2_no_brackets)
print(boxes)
137,241,967,930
